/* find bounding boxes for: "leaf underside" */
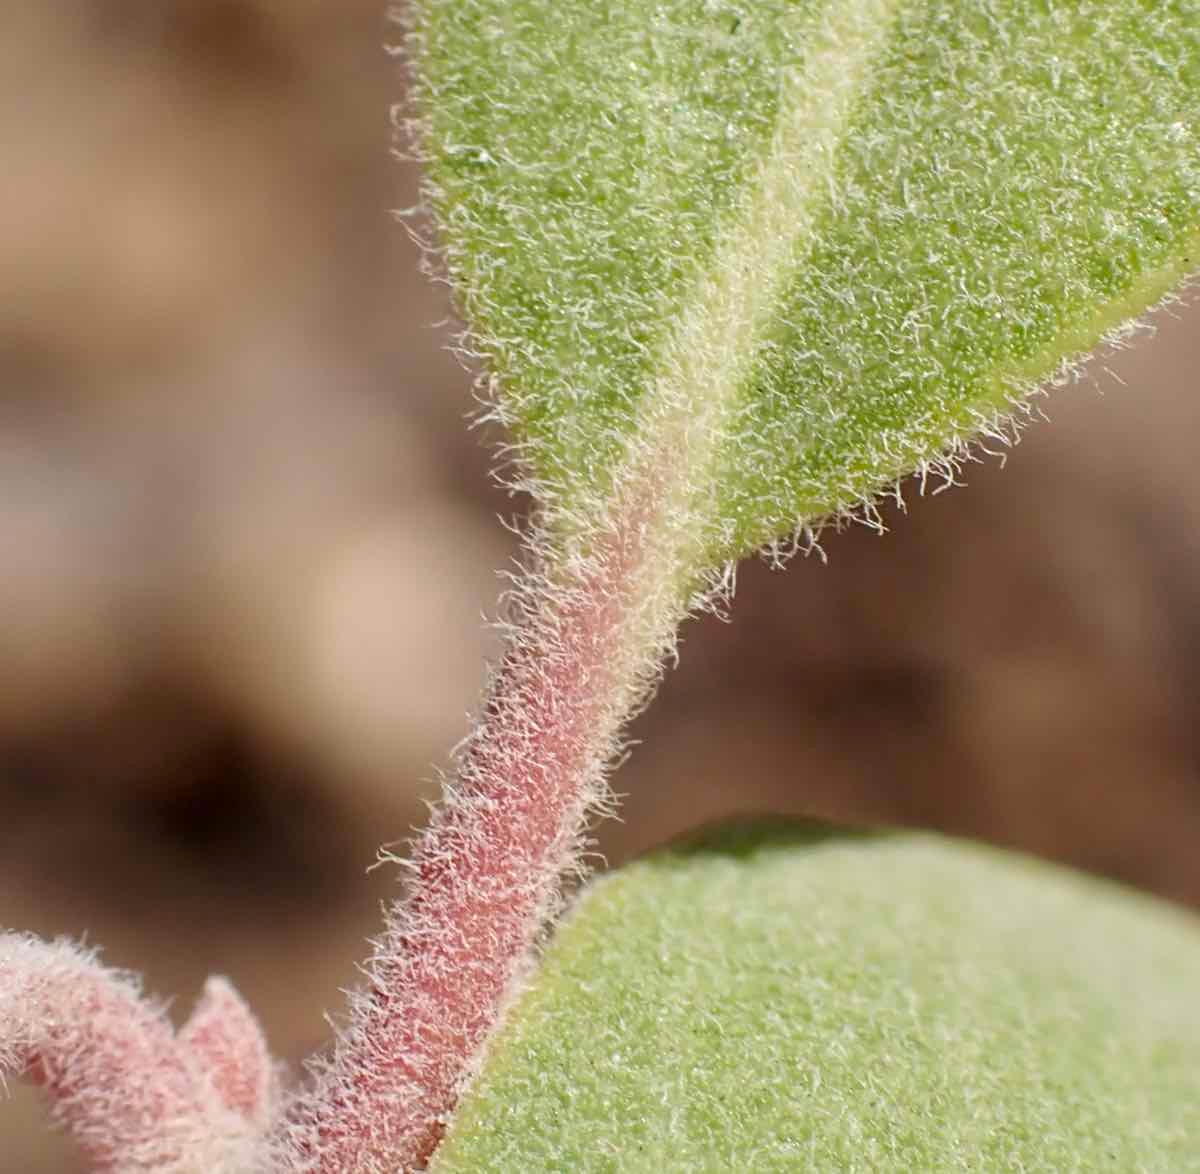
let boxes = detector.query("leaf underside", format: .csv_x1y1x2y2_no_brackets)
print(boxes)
414,0,1199,560
431,828,1200,1172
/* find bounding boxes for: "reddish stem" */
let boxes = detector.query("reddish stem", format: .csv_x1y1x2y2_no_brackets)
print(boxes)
277,499,661,1171
0,937,258,1172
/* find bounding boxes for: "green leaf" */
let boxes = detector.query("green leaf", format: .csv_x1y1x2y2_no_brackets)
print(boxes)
411,0,1199,560
430,827,1200,1172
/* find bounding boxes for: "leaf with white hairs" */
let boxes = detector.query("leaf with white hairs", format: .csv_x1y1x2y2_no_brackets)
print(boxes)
412,0,1199,567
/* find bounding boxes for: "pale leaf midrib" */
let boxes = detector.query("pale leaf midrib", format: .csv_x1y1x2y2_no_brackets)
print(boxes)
602,0,902,695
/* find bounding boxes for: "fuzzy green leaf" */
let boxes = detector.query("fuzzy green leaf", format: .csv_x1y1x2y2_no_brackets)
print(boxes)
430,827,1200,1172
412,0,1199,559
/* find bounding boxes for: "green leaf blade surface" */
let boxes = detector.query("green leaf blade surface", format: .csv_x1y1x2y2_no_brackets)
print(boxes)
431,829,1200,1172
413,0,1199,558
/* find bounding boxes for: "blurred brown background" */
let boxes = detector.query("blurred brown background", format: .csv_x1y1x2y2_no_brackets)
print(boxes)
2,4,1199,1169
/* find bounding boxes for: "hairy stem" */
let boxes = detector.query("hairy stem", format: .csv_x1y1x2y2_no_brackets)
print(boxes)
0,936,265,1173
275,475,689,1171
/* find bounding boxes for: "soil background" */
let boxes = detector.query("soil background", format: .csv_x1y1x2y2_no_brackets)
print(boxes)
3,5,1199,1168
